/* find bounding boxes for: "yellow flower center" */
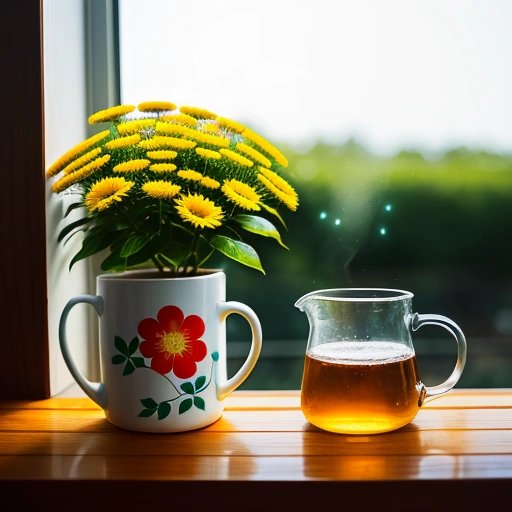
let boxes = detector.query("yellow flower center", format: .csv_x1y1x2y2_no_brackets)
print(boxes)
160,331,187,355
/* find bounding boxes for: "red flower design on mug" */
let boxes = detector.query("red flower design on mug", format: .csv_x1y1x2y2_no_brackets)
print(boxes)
137,305,207,379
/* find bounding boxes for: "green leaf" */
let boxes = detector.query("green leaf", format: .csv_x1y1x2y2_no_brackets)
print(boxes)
69,229,114,270
157,402,172,420
120,234,152,258
180,382,195,395
194,376,206,391
138,408,155,417
179,398,193,414
140,398,158,409
233,214,288,249
57,216,91,243
127,240,160,268
131,357,145,368
111,354,126,365
159,241,190,268
122,360,135,376
128,336,139,355
101,250,127,272
211,351,219,361
64,202,85,218
114,336,129,355
210,235,265,274
260,202,287,228
193,396,205,411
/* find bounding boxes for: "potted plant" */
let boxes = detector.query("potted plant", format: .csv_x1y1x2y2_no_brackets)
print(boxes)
48,101,299,432
47,100,298,275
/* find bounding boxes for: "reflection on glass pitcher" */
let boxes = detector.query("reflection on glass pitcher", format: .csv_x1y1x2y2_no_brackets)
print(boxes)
295,288,467,435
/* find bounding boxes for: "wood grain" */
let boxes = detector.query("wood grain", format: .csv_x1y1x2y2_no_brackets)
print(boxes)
1,390,511,508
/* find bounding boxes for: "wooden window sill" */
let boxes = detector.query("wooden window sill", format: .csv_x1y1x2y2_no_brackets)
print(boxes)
1,389,511,508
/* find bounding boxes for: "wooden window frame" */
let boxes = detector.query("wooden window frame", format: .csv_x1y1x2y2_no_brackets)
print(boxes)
0,0,119,399
1,1,49,398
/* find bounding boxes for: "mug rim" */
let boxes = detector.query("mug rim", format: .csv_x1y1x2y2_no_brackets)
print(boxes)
296,287,414,304
96,268,224,282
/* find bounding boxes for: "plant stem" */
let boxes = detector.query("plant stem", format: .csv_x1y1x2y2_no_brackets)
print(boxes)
151,256,164,273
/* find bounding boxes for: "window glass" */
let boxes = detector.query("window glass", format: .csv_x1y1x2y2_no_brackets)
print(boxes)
119,0,512,389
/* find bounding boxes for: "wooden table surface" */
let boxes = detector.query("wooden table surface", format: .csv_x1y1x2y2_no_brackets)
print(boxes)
1,389,511,509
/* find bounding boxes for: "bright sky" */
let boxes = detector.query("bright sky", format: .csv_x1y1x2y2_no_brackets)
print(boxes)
119,0,512,155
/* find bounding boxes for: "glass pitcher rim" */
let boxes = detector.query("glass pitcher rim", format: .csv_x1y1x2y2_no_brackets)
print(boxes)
295,287,414,308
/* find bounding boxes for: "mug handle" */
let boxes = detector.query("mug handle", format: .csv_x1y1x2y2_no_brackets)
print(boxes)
59,294,107,408
216,301,263,401
411,313,467,398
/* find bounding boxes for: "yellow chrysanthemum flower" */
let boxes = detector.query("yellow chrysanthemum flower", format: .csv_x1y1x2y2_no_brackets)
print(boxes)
155,122,196,138
117,119,156,135
201,122,220,133
220,148,254,167
138,101,177,112
62,147,102,175
149,163,177,173
175,193,224,229
242,127,288,168
201,176,221,189
222,179,261,211
139,136,196,150
195,147,221,160
104,133,141,150
146,150,178,160
258,167,299,211
179,105,217,120
216,116,245,134
46,130,110,177
88,104,135,125
51,155,111,193
236,143,271,168
85,176,134,212
160,113,198,126
178,169,203,181
142,180,181,200
190,131,230,148
113,159,150,173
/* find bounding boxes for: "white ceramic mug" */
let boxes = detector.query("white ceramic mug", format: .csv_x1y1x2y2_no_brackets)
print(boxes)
59,269,262,432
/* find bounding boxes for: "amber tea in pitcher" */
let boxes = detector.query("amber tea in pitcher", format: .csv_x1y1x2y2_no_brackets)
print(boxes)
296,289,467,434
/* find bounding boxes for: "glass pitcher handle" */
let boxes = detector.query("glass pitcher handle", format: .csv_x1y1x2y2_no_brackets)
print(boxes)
411,313,467,398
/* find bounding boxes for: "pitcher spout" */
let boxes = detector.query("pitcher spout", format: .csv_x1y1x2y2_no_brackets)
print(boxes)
295,290,323,312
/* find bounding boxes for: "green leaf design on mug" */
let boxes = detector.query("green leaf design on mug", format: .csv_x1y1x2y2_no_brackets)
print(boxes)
194,396,205,411
179,398,193,414
180,382,195,395
195,376,206,392
122,360,135,376
112,354,126,365
114,335,129,356
157,402,172,420
128,336,139,355
138,397,158,418
131,357,145,368
138,408,155,418
141,398,158,409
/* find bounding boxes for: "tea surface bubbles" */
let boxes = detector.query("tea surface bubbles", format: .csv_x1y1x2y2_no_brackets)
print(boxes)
301,341,423,434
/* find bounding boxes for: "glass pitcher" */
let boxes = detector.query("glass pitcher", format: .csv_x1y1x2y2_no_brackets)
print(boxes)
295,288,467,434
